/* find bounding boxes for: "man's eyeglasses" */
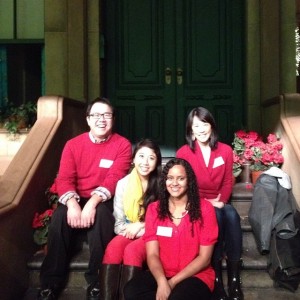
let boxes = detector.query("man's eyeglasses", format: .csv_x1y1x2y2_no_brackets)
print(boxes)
88,113,113,120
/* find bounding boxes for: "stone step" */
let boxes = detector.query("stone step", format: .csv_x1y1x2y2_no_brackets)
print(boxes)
28,185,300,296
23,284,300,299
27,234,270,290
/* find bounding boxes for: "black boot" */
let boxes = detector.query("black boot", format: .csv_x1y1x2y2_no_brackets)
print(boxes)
99,264,121,300
211,260,229,300
227,260,244,300
119,265,142,300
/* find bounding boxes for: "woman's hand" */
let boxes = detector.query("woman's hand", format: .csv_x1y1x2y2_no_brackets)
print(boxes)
156,279,172,300
124,222,144,239
204,194,224,208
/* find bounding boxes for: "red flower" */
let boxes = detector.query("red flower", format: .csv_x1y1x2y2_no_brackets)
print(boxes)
32,209,54,229
32,213,44,228
232,130,284,172
267,133,277,144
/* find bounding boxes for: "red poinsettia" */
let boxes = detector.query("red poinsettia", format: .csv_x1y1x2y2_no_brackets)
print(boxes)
32,209,54,245
32,180,59,246
232,130,284,175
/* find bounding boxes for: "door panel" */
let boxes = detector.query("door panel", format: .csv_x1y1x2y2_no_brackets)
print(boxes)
105,0,176,146
176,0,243,145
104,0,243,148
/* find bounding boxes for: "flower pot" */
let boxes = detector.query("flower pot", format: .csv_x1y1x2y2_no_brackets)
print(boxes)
240,162,252,184
251,170,263,185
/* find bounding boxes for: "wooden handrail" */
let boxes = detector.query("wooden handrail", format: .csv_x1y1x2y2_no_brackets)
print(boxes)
0,96,87,215
0,96,88,298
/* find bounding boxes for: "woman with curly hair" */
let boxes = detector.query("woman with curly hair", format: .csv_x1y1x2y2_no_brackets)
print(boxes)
177,107,244,300
124,158,218,300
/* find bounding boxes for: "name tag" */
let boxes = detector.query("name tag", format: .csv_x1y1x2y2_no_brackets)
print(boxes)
213,156,225,168
99,159,113,168
156,226,173,237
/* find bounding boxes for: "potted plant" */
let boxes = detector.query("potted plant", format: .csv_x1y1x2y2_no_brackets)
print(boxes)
32,209,54,248
232,130,284,184
32,181,59,252
1,101,37,135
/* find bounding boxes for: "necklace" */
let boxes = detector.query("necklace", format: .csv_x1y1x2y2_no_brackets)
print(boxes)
171,210,189,219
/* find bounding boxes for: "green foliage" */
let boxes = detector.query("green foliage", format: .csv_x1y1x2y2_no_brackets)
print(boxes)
1,101,37,134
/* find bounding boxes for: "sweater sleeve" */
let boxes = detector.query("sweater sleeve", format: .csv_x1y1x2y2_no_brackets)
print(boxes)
199,200,218,245
113,177,128,235
56,140,78,197
218,145,233,203
143,202,159,243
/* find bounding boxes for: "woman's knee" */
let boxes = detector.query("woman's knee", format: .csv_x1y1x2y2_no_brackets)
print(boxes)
123,242,146,267
223,205,240,223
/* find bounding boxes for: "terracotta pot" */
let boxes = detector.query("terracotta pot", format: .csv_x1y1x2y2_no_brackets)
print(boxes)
251,170,263,185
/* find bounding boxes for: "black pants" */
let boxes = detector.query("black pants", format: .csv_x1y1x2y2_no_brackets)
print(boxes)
40,200,115,288
124,270,212,300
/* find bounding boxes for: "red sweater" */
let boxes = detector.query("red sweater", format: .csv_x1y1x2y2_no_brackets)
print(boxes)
176,142,233,203
143,200,218,291
56,132,132,198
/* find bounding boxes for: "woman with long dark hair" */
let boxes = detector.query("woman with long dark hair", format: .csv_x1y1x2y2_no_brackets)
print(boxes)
100,138,162,300
177,107,244,300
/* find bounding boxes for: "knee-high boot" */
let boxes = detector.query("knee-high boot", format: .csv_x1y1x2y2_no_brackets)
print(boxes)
212,260,229,300
99,264,122,300
119,265,142,300
227,260,244,300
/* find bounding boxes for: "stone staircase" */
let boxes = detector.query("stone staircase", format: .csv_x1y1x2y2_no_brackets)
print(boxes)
24,181,300,299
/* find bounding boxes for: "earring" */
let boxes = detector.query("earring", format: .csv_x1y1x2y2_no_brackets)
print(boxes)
192,134,195,141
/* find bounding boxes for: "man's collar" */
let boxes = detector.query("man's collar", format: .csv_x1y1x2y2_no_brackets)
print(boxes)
89,132,111,144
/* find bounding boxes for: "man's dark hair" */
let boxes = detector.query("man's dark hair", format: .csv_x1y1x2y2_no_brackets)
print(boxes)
86,97,114,116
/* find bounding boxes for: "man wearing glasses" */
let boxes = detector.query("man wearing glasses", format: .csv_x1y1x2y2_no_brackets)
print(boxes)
37,98,132,300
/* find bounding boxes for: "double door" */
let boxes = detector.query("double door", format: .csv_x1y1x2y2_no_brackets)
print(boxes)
104,0,244,148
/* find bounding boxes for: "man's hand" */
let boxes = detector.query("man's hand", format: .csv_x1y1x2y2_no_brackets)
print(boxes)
66,198,82,228
80,194,102,228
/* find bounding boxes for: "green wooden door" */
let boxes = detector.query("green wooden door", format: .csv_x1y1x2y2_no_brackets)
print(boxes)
104,0,244,148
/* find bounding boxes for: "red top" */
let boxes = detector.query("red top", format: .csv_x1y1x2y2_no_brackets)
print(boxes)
176,142,233,203
56,132,132,198
143,200,218,291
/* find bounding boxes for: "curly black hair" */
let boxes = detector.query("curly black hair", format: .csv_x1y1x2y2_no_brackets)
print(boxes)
158,158,202,224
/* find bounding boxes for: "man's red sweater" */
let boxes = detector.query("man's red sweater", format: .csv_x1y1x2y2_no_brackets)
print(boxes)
56,132,132,199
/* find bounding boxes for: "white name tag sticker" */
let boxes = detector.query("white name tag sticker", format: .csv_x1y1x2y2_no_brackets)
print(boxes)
213,156,225,168
156,226,173,237
99,159,113,168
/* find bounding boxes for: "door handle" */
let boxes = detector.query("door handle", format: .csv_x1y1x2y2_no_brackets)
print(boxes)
177,68,183,85
165,67,172,85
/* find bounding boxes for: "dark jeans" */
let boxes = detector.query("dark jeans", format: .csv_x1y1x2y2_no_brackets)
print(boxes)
124,270,212,300
40,200,115,288
212,204,242,262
